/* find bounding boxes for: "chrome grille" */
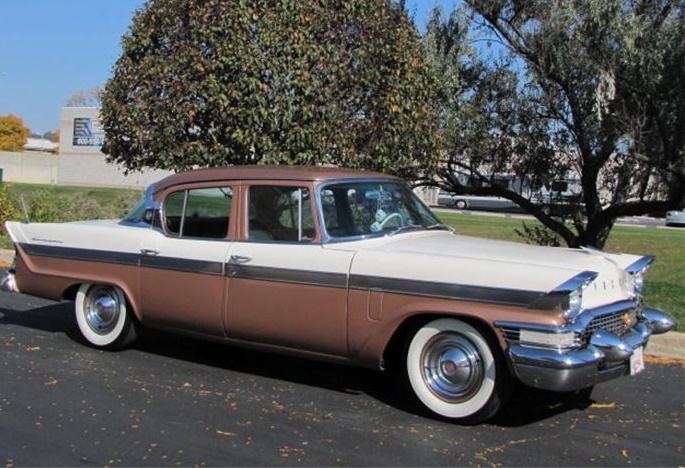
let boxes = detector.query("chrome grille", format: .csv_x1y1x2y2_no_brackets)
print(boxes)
500,327,520,342
583,309,637,340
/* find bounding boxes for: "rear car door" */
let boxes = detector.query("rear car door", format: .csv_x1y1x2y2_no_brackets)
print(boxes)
139,185,234,336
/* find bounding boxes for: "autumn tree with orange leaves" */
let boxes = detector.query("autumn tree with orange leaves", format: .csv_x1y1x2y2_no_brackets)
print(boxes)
0,114,30,152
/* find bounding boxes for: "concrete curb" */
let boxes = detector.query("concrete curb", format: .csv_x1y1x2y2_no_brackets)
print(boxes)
0,249,682,360
645,331,685,360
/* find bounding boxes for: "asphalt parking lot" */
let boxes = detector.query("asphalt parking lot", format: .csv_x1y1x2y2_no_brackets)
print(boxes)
1,292,684,466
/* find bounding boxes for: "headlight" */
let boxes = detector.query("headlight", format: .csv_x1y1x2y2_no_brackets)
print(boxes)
626,256,654,299
528,271,597,324
633,269,646,296
564,288,583,323
547,271,597,324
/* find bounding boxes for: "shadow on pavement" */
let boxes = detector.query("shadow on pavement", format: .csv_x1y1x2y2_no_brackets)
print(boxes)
1,296,595,427
0,294,82,343
489,385,594,427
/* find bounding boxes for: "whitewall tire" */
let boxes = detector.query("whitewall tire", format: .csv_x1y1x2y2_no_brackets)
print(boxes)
75,283,137,350
405,318,509,423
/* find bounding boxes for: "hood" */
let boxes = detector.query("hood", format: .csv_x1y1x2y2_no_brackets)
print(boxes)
347,231,640,309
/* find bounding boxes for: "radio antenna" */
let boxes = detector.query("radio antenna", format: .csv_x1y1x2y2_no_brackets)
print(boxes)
20,194,30,223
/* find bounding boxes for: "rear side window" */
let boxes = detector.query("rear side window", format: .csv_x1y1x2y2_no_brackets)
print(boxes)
164,187,232,239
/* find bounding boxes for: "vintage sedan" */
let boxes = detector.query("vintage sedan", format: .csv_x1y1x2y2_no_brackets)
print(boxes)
1,166,675,424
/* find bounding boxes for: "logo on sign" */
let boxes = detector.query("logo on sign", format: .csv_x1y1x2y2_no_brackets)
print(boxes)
72,117,104,147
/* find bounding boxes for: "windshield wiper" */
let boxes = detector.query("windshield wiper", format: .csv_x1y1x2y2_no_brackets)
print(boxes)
388,224,424,236
426,223,452,231
387,222,452,237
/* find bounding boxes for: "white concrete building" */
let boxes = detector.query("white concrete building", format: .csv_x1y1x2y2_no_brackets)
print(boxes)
57,107,172,188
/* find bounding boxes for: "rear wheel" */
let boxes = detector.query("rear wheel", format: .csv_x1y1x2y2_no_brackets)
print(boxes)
75,283,137,350
405,318,510,424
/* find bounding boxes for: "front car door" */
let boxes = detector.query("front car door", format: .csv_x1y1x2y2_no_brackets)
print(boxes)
225,183,353,358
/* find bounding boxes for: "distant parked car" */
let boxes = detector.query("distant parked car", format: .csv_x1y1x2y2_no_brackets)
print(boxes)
437,191,519,212
1,166,676,424
665,210,685,227
437,190,470,209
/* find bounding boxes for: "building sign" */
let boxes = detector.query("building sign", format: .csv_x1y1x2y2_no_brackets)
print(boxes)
72,117,104,147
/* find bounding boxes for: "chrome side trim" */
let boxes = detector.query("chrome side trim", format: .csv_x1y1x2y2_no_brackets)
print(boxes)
17,242,545,304
141,255,224,276
224,267,544,305
20,243,140,267
527,270,598,310
349,275,543,307
226,264,348,288
18,243,224,277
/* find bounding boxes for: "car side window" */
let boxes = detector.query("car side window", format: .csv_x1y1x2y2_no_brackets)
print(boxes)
164,187,232,239
248,186,314,242
320,182,439,238
320,187,375,237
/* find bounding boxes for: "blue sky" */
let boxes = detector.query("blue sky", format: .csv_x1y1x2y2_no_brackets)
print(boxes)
0,1,457,135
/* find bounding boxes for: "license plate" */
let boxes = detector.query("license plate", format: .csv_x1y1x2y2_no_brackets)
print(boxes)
630,346,645,375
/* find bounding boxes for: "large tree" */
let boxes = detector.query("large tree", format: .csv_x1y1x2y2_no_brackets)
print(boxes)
427,0,684,249
100,0,439,180
0,114,30,152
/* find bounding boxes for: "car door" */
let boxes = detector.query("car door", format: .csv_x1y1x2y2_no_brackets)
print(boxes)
225,184,354,357
139,185,234,337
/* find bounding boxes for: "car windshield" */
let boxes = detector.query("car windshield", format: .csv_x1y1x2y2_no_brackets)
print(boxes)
320,180,445,239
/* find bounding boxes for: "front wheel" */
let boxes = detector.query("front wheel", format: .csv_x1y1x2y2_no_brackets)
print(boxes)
405,318,510,424
75,283,137,350
454,199,468,210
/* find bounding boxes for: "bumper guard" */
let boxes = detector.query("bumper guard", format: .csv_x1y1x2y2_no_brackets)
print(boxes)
497,307,675,392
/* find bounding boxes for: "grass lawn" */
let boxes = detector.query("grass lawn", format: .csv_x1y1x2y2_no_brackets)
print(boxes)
0,183,142,250
436,210,684,329
0,183,681,328
5,182,142,207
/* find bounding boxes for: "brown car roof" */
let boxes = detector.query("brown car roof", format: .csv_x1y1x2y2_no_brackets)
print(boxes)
153,165,397,192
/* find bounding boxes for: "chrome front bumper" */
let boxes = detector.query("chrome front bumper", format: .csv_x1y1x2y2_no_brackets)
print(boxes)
497,307,675,392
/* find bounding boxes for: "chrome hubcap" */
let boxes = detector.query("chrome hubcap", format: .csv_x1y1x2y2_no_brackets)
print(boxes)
421,332,483,403
84,286,120,335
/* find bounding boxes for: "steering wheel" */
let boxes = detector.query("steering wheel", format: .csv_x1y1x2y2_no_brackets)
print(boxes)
370,209,404,232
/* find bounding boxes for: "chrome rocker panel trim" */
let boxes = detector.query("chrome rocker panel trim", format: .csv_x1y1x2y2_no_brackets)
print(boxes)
496,306,675,392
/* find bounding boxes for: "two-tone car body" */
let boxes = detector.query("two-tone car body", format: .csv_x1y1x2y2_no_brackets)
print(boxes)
2,166,675,423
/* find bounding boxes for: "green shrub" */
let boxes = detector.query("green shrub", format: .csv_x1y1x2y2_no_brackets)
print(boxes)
0,184,21,235
515,221,564,247
7,189,141,224
14,190,69,223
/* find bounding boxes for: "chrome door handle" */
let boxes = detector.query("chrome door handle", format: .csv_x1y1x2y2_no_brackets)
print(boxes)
229,255,252,263
141,248,160,256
